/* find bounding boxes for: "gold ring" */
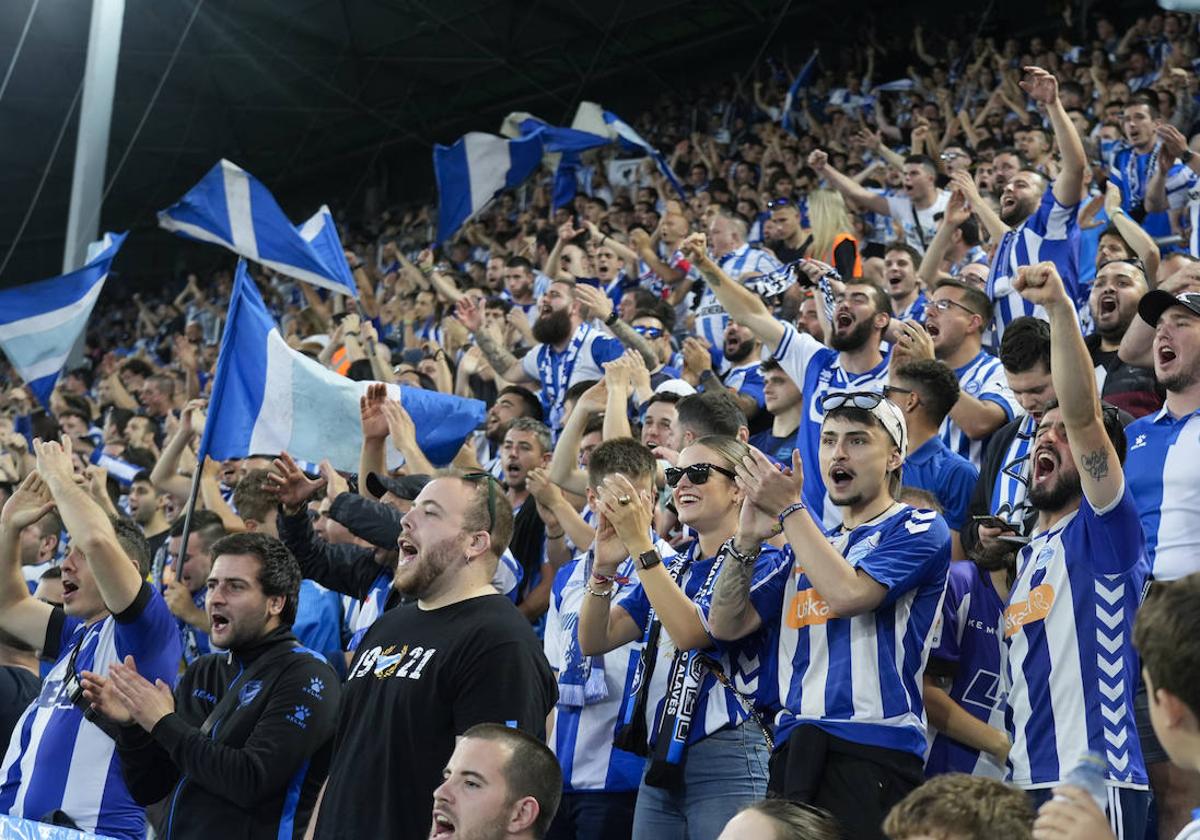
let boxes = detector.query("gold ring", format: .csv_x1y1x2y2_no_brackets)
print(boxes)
618,495,632,506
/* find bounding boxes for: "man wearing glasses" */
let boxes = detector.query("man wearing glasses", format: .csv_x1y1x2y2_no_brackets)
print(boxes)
310,471,556,840
708,391,950,840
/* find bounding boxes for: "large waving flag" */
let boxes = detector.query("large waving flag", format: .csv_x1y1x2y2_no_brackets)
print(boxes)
158,160,357,297
434,132,544,243
197,263,485,472
296,204,356,293
504,116,611,209
0,232,126,407
782,49,820,135
572,102,687,199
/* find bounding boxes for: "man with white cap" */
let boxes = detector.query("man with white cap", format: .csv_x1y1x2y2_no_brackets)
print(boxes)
707,391,951,840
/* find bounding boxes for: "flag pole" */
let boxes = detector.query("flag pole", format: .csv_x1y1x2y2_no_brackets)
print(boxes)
162,453,205,589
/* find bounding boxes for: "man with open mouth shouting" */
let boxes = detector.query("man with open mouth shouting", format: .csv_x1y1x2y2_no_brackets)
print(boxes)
310,470,556,840
1003,261,1151,840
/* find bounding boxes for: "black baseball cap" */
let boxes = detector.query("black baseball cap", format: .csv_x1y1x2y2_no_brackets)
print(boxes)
1138,290,1200,326
365,472,431,500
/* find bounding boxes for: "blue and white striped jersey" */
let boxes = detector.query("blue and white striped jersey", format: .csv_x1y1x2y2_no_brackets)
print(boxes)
696,244,783,346
413,317,444,347
718,361,766,410
925,561,1007,779
988,414,1038,527
986,189,1080,344
1108,145,1197,240
520,324,625,430
616,543,788,748
770,322,891,528
346,570,392,652
1123,406,1200,581
939,351,1021,469
544,546,670,792
492,549,525,603
1001,484,1149,789
768,504,950,757
895,291,929,324
0,589,182,839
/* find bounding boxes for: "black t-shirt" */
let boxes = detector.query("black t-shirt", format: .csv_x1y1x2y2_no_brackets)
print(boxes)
313,594,557,840
0,666,39,749
1086,333,1163,418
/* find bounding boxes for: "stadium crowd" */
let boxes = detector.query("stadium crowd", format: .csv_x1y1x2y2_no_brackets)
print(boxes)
5,5,1200,840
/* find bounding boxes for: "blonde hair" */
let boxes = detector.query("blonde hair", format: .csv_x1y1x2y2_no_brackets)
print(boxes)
692,435,750,471
807,189,854,267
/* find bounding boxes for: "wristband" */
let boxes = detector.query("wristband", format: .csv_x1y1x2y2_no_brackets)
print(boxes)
546,530,565,540
779,501,807,525
1183,148,1195,164
721,538,761,567
584,577,615,598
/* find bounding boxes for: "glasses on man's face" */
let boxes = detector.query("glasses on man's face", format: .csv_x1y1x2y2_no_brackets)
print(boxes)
821,391,885,412
882,385,914,402
930,298,978,316
633,326,664,339
461,472,497,531
664,463,738,488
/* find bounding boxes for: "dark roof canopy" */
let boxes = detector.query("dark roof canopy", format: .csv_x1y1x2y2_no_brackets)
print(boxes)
0,0,1082,286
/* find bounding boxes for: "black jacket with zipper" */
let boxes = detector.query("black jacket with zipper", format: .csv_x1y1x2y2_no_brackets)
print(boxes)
115,626,341,840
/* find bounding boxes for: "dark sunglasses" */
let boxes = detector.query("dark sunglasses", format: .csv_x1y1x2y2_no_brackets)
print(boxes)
633,326,664,339
665,463,737,487
821,391,885,411
766,197,793,209
462,471,498,531
882,385,914,400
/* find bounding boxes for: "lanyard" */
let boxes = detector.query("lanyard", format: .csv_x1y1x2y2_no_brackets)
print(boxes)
537,324,589,422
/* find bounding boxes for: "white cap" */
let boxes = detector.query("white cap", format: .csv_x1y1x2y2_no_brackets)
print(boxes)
654,378,697,398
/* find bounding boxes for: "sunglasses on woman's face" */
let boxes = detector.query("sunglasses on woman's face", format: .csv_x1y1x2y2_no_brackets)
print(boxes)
665,463,737,488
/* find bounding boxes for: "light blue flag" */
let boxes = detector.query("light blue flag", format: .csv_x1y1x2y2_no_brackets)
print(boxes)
871,78,917,92
158,159,357,297
0,232,126,407
782,49,820,135
434,132,545,243
198,263,485,471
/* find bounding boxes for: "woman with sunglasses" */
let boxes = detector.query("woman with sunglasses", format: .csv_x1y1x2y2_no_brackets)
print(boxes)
578,435,787,840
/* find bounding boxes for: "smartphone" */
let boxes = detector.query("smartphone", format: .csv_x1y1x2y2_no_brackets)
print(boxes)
971,514,1014,530
997,535,1032,547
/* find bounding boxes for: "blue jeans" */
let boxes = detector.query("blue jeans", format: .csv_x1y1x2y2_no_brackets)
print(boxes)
631,722,770,840
546,790,637,840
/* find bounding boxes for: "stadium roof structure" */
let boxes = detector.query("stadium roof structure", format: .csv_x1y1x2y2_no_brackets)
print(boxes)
0,0,1103,286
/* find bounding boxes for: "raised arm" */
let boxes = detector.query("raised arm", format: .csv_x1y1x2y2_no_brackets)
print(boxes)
454,297,530,384
1019,66,1084,207
0,472,57,648
572,284,658,369
680,233,786,351
548,381,604,497
1103,183,1160,285
948,170,1009,244
919,190,973,286
36,438,143,614
1015,263,1122,509
808,150,891,215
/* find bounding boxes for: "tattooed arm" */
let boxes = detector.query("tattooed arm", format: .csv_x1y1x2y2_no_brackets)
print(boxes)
1015,262,1123,511
454,297,533,384
572,283,658,369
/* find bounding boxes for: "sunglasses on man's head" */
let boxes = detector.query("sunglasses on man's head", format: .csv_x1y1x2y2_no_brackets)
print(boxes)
633,326,664,339
664,463,738,488
766,198,793,210
821,391,886,412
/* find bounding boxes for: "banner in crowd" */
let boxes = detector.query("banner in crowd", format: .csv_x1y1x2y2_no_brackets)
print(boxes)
158,160,358,297
0,232,127,408
197,262,486,472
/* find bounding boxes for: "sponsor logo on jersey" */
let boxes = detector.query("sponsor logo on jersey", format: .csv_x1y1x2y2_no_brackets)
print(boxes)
1003,583,1055,637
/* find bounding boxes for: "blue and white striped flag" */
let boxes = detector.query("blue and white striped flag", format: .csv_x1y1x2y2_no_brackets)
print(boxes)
197,262,486,471
782,49,820,135
296,204,357,294
158,159,358,297
572,102,687,199
0,232,126,407
434,132,544,243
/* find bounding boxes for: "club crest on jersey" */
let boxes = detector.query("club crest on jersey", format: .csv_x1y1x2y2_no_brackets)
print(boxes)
237,680,263,708
846,532,882,567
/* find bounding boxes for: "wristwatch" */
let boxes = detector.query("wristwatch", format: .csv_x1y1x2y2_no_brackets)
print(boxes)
605,311,620,326
637,548,662,570
1182,148,1195,164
